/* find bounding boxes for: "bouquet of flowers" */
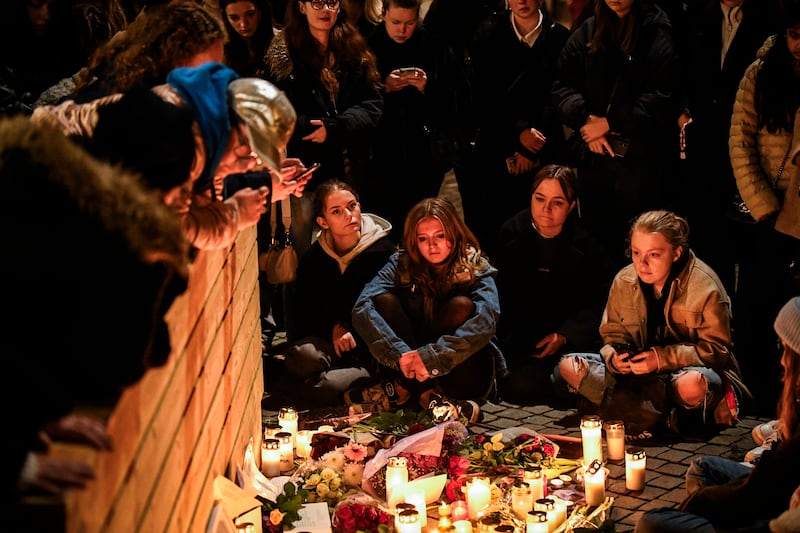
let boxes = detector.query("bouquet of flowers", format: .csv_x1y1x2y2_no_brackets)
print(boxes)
331,492,393,533
259,481,309,533
293,441,372,506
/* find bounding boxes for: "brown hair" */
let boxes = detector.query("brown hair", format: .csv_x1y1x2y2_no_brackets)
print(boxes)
591,0,642,55
76,1,226,94
529,164,578,203
312,178,358,218
626,210,689,258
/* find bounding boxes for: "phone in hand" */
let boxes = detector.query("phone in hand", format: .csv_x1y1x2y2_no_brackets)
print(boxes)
611,342,637,361
398,67,417,76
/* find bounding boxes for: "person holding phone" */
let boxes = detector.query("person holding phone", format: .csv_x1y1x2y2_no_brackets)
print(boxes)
553,210,749,440
364,0,471,241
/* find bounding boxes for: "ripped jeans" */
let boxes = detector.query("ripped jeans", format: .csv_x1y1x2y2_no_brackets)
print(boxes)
553,353,724,435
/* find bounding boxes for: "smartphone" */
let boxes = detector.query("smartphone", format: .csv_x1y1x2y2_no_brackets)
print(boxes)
294,162,320,181
398,67,417,76
611,342,636,361
505,156,516,174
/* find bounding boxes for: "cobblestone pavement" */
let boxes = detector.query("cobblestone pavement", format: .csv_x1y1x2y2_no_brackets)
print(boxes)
473,401,769,532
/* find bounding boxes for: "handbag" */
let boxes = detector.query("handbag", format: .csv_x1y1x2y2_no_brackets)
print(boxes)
728,146,792,225
259,198,298,285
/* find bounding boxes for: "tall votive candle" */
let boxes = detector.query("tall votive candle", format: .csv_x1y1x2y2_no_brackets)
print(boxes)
524,467,545,501
580,415,603,465
466,477,491,520
605,420,625,462
261,438,280,477
625,447,647,491
583,459,606,506
526,510,549,533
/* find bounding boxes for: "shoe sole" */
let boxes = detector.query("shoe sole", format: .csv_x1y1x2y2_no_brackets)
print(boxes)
751,421,779,446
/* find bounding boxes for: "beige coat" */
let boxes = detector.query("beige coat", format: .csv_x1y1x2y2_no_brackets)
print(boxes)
730,36,799,235
598,251,747,411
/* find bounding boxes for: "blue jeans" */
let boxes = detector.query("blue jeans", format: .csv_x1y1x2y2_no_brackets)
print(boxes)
635,456,752,533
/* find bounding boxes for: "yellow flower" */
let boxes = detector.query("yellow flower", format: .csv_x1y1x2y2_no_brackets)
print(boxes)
304,473,322,488
320,467,336,481
269,509,285,526
316,482,330,498
329,476,342,490
490,433,504,451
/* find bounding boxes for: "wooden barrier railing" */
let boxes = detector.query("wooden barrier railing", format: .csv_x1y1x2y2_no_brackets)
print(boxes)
38,226,264,532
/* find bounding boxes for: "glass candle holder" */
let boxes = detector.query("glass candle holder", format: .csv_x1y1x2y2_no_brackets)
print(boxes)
466,477,491,520
396,508,421,533
511,480,533,520
261,438,280,477
276,431,294,472
625,447,647,491
479,515,500,532
526,510,548,533
451,500,469,522
583,459,606,506
295,429,314,459
604,420,625,462
523,466,545,500
580,415,603,465
405,491,427,527
534,498,556,533
385,456,409,508
263,422,282,439
278,407,298,447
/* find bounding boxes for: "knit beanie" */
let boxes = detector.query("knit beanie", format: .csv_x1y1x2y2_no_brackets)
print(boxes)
774,296,800,354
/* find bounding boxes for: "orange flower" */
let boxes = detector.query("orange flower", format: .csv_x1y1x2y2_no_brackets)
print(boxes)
269,509,286,526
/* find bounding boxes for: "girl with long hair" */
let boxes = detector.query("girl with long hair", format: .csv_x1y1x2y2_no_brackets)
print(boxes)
219,0,276,77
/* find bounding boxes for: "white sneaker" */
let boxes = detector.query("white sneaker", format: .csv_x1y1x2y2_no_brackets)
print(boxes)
744,426,780,464
752,419,782,446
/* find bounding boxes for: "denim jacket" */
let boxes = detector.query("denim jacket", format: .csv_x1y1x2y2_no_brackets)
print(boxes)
352,252,500,377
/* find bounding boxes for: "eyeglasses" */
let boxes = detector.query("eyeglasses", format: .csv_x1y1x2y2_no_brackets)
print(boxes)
306,0,340,10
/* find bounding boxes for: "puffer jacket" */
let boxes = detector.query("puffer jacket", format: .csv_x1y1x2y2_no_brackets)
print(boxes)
730,35,799,224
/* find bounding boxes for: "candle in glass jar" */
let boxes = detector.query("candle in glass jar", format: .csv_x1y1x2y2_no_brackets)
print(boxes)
261,438,280,477
552,497,567,529
263,422,282,439
451,500,469,522
405,491,427,527
394,503,415,532
533,498,557,533
479,515,500,532
396,508,421,533
524,466,545,501
511,480,533,520
625,447,647,491
605,420,625,462
583,459,606,506
580,415,603,465
385,456,409,508
278,407,298,447
453,520,473,533
276,431,293,472
466,477,491,520
295,430,313,459
526,510,548,533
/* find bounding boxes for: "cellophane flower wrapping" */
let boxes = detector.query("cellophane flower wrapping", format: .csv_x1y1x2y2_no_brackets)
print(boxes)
331,492,393,533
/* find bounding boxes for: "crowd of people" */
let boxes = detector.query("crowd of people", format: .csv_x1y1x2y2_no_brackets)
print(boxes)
1,0,799,527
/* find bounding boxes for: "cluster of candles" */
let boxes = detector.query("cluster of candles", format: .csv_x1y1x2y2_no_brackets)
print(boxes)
260,406,335,477
580,415,647,493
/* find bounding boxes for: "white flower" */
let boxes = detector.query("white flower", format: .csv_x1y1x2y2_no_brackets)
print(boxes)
304,473,322,488
322,450,346,471
320,467,337,481
316,482,330,498
343,463,365,488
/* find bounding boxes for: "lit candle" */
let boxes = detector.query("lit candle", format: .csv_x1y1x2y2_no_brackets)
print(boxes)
396,508,421,533
405,491,427,527
261,438,280,477
451,500,469,522
453,520,473,533
395,503,415,532
295,430,313,459
276,431,293,472
511,480,533,520
552,497,567,529
278,407,298,447
533,498,557,533
439,501,452,518
625,447,647,491
580,415,603,466
385,456,409,508
523,467,545,501
583,459,606,506
317,424,335,433
604,420,625,462
263,422,282,439
466,477,491,520
526,510,548,533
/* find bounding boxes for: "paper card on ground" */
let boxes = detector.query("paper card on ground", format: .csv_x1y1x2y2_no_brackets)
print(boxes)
284,501,332,533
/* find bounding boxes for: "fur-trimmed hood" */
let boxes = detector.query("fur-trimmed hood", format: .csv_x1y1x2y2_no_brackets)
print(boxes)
266,31,294,83
1,116,190,484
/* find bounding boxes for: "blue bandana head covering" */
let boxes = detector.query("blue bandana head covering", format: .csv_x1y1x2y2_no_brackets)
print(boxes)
167,63,240,191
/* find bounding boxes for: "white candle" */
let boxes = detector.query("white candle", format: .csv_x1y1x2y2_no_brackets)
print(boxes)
583,460,606,506
605,420,625,462
261,438,280,477
552,496,568,528
479,515,500,532
533,498,557,533
276,431,293,472
526,510,549,533
453,520,474,533
317,424,335,433
524,467,545,501
295,430,313,459
625,447,647,491
385,456,409,508
263,423,282,439
396,508,421,533
466,477,491,520
580,415,603,466
404,491,427,527
511,480,533,520
278,407,298,447
394,503,415,532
